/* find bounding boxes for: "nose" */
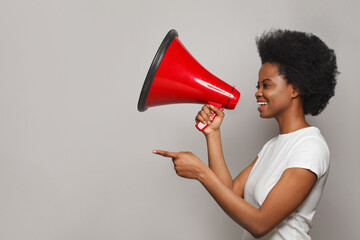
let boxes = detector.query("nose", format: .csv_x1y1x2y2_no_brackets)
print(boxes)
255,88,263,99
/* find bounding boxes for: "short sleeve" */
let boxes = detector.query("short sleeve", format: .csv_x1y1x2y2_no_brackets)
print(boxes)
286,137,330,179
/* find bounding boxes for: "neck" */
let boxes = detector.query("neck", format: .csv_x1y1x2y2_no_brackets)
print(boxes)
275,105,310,135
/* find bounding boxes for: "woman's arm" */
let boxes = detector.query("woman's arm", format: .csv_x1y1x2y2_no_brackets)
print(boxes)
232,157,257,197
205,130,233,189
196,104,257,195
199,166,317,238
197,105,233,188
153,150,316,238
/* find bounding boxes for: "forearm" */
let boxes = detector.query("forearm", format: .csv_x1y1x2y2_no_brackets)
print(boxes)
205,130,233,189
197,167,267,238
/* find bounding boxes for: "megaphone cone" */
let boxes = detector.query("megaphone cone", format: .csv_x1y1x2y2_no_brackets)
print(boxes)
138,29,240,130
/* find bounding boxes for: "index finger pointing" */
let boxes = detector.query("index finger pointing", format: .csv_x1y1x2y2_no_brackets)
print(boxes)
153,150,178,158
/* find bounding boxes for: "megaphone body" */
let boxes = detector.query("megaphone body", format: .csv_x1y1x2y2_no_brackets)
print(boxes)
138,29,240,131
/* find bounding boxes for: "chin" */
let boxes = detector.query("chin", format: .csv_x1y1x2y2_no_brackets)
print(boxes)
259,112,274,119
260,115,273,119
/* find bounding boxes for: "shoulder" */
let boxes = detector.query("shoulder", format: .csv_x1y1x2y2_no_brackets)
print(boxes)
287,127,330,178
292,127,329,155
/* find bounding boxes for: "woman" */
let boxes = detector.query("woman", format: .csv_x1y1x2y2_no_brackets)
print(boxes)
153,29,338,239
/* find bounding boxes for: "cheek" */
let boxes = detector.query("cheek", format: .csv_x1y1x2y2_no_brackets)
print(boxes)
267,89,291,108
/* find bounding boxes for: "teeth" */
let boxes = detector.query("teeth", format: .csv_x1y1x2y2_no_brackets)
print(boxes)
257,102,267,106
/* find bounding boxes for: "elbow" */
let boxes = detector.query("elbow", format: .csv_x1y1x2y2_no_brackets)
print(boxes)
247,223,273,239
251,231,267,239
249,229,267,239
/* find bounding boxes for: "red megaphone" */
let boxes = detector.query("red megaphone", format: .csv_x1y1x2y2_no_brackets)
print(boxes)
138,29,240,131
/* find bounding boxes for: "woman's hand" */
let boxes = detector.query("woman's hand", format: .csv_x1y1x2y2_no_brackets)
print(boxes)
153,150,209,180
195,105,224,136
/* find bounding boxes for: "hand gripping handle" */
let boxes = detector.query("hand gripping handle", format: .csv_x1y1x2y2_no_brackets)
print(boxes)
195,102,223,131
195,112,217,131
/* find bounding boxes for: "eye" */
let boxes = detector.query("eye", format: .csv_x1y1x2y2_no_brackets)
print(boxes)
263,83,270,88
256,84,260,89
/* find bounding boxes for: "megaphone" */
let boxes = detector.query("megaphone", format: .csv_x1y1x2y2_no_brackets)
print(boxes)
138,29,240,131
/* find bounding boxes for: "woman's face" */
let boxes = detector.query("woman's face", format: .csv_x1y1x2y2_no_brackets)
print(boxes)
255,62,297,118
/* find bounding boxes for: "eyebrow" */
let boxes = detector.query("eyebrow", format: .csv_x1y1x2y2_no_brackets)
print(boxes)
257,78,272,84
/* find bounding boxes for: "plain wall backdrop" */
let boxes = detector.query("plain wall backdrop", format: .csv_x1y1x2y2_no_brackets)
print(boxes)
1,0,359,239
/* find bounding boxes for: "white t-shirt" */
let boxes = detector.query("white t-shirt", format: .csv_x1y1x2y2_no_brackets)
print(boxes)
241,126,330,240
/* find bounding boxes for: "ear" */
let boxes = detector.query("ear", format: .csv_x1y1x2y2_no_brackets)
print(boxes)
290,85,301,98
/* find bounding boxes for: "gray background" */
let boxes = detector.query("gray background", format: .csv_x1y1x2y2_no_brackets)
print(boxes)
1,0,359,239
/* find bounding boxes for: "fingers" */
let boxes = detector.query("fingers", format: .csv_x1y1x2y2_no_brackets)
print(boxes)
196,105,215,125
209,104,224,117
153,150,178,158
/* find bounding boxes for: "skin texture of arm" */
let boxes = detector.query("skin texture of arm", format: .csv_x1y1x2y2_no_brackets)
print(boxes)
199,165,317,238
197,105,259,197
197,105,234,189
205,130,233,189
232,157,258,198
153,150,317,238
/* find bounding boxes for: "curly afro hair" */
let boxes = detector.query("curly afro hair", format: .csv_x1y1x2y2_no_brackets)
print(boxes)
256,29,339,116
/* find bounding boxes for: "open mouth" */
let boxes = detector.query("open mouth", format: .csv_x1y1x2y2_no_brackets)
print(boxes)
257,102,268,107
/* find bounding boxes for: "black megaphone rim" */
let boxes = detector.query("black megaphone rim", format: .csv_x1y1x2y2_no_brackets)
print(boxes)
137,29,179,112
